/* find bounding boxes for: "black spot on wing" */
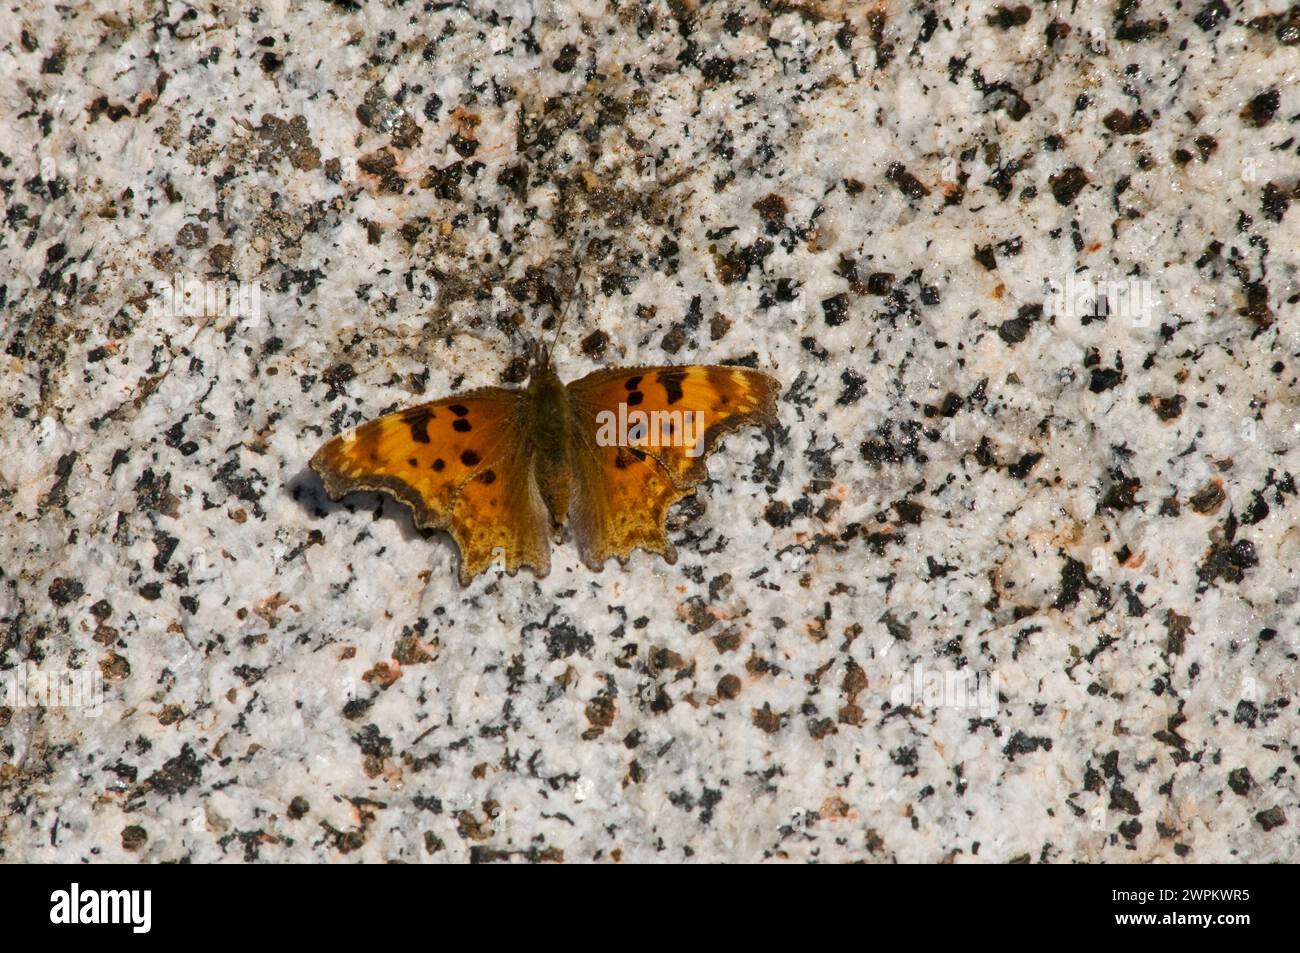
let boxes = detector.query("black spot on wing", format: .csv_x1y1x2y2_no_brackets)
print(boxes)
626,390,644,406
453,419,472,432
624,375,643,391
461,449,480,466
658,369,686,405
449,404,469,416
432,458,445,471
480,469,497,484
402,406,434,443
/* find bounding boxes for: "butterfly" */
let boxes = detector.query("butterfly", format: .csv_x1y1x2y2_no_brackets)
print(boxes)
310,344,780,585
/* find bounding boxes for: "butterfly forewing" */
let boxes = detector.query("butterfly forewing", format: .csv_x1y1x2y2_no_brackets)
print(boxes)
564,364,779,569
310,387,550,583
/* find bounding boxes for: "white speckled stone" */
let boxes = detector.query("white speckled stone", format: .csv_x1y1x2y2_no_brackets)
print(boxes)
1,1,1296,862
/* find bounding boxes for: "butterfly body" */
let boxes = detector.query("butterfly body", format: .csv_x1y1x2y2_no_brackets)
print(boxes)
521,363,579,524
311,356,779,584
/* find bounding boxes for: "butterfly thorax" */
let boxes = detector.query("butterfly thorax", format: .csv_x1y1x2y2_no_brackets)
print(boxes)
523,361,576,526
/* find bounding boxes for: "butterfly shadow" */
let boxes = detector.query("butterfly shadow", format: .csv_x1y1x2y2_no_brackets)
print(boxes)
286,466,454,552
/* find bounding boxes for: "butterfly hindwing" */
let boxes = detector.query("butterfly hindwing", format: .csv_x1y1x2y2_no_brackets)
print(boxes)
565,364,780,569
564,436,683,570
310,388,550,584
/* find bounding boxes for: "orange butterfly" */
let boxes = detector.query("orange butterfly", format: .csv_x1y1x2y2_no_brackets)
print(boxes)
310,347,780,584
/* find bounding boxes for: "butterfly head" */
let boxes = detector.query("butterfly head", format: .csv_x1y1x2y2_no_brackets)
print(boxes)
520,343,566,432
525,335,557,381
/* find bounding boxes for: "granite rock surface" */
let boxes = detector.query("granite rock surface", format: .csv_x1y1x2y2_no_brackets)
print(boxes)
1,0,1297,862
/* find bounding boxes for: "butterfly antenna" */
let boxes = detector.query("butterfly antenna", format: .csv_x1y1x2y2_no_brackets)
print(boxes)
543,259,583,364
